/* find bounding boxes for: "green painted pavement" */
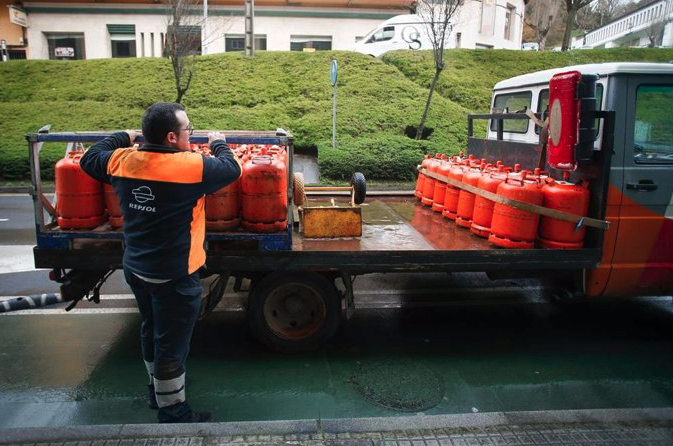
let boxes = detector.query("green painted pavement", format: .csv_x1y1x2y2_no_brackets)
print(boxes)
0,297,672,427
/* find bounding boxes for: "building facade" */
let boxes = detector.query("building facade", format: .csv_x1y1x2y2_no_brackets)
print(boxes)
573,0,673,49
2,0,526,60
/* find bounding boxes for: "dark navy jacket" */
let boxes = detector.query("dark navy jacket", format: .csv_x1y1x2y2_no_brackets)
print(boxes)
80,132,241,279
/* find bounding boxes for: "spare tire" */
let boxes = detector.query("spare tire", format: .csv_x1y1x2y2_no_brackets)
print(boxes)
293,172,306,206
350,172,366,205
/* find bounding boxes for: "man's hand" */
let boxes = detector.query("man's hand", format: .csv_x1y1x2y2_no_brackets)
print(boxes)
125,130,141,143
208,132,226,144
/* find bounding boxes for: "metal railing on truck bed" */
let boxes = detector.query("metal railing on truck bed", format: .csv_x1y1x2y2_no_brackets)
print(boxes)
27,128,295,263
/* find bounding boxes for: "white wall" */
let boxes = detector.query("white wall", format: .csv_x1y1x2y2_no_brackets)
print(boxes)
452,0,524,50
25,0,525,59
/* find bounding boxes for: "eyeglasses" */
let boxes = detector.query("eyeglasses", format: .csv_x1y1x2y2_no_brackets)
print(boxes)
181,124,194,136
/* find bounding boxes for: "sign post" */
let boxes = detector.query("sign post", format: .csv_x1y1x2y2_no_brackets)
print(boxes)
330,60,338,148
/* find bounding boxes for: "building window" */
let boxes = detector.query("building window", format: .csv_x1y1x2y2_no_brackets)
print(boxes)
455,32,461,48
167,25,202,55
140,33,145,57
504,5,515,40
160,33,165,56
45,33,86,60
634,85,673,163
151,33,155,57
225,34,267,52
108,24,136,58
290,35,332,51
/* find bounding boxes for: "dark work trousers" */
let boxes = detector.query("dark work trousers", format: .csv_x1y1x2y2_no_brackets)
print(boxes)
124,268,203,423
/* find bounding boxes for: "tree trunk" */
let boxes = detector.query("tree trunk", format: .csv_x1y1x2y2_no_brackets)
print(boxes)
416,67,442,140
562,8,576,51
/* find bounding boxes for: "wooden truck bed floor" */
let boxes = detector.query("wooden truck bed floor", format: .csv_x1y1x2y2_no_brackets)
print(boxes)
34,197,601,274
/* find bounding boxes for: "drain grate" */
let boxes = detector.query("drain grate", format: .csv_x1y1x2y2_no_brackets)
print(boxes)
350,359,445,412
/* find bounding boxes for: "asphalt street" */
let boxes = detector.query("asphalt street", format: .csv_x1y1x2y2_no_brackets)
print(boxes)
1,193,672,429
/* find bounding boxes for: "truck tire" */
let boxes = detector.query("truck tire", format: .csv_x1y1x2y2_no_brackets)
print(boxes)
350,172,367,205
247,272,341,352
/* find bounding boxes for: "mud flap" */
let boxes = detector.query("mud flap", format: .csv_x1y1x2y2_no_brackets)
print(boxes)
199,272,231,319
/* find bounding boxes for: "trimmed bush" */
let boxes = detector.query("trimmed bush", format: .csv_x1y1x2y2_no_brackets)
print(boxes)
319,135,449,181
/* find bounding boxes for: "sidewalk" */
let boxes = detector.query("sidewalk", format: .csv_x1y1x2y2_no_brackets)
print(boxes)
1,408,672,446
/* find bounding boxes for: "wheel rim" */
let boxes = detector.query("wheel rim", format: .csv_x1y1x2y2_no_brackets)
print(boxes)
263,283,327,341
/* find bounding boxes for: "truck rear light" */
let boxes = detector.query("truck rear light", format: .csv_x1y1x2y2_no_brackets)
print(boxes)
548,71,598,171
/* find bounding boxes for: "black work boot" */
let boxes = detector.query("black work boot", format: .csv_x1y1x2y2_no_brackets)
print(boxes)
147,384,158,410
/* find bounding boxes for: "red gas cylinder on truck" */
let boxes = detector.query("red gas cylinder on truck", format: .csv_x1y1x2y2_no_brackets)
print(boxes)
455,161,486,228
470,164,512,238
415,155,433,200
421,154,444,207
55,151,105,229
431,155,457,213
538,176,590,249
489,172,544,249
442,158,469,220
241,148,288,232
103,183,123,228
206,179,241,231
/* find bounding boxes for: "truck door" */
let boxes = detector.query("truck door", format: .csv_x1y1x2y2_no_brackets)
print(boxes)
606,77,673,296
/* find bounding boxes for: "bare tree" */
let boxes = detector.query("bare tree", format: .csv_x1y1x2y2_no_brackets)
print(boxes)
593,0,623,25
526,0,562,50
561,0,594,51
415,0,464,140
164,0,229,103
645,16,671,47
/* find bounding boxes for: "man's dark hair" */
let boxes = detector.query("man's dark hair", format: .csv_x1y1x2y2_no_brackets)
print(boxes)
142,102,185,144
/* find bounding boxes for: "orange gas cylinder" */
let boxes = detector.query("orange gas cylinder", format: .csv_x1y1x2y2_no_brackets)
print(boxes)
241,149,288,232
103,183,123,228
442,159,468,220
455,162,486,228
431,156,455,213
206,179,241,231
471,166,508,238
55,151,105,229
489,172,544,249
538,178,590,249
421,154,443,207
415,155,432,200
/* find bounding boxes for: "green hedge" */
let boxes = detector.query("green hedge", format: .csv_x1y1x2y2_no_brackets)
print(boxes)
0,51,472,180
3,48,673,181
382,48,673,112
319,136,447,181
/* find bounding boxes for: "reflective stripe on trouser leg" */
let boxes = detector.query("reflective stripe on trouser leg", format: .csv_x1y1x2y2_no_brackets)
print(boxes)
154,373,186,408
145,360,154,385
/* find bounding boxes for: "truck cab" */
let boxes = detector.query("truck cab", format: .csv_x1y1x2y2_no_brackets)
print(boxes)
487,63,673,297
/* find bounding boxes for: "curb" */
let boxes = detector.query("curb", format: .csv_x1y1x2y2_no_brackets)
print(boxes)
0,408,672,444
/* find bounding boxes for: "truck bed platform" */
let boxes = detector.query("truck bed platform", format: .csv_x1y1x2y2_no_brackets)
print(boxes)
34,196,601,274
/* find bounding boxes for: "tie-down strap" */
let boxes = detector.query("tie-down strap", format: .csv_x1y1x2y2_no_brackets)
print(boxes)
419,166,610,231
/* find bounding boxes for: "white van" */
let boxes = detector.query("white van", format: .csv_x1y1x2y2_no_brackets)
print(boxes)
353,14,435,57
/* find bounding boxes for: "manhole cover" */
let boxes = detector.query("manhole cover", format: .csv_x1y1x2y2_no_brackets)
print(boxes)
350,359,445,412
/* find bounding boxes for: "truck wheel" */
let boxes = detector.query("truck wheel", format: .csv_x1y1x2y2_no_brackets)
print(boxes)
293,172,306,206
350,172,367,205
247,272,341,352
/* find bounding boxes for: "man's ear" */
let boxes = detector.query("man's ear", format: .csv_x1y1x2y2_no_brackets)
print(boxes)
166,131,178,144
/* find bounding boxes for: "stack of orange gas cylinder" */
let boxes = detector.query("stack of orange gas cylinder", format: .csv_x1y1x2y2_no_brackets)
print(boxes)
415,153,590,249
54,143,289,233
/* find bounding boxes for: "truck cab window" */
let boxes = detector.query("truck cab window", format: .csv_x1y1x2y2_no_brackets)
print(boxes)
490,91,531,133
367,26,395,43
535,84,603,136
634,85,673,163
